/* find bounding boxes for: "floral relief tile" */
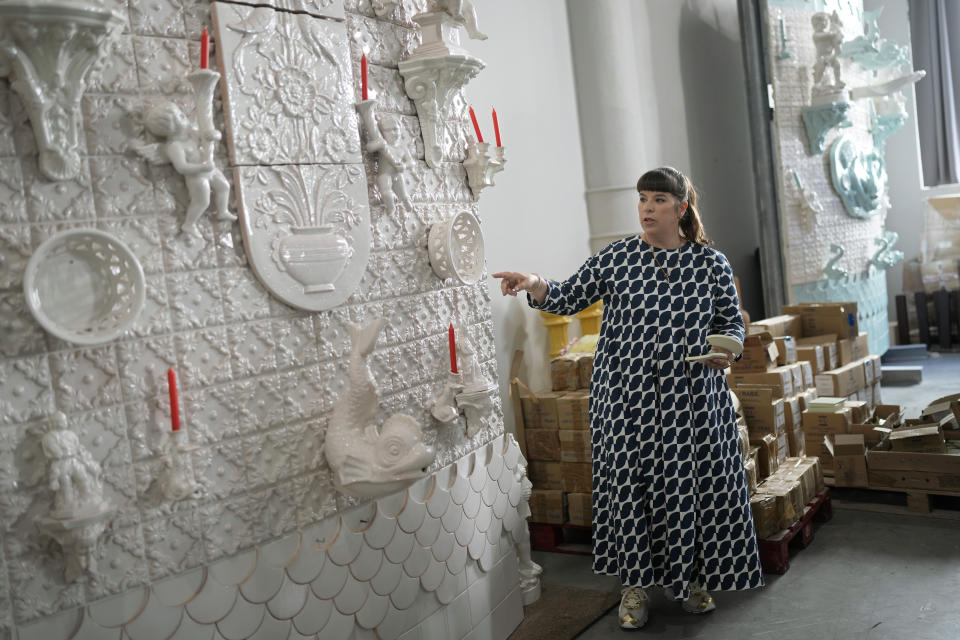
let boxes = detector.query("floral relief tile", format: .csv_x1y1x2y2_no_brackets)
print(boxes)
245,422,309,487
275,316,319,370
168,269,226,331
143,510,206,580
0,291,48,359
81,94,143,156
314,308,352,362
346,13,417,67
124,399,171,461
249,481,299,539
132,36,193,96
282,365,328,423
90,156,156,220
199,493,259,561
220,268,272,323
0,90,17,156
84,523,149,601
116,335,177,402
100,462,140,529
87,33,140,94
227,321,278,378
131,275,174,338
236,373,285,434
129,0,187,37
370,206,402,251
184,383,239,444
159,214,220,272
192,439,247,500
363,67,415,116
68,405,131,469
0,356,53,426
20,157,95,224
216,223,248,269
176,327,233,389
7,549,85,624
213,2,362,165
293,468,337,527
50,345,123,413
0,158,26,223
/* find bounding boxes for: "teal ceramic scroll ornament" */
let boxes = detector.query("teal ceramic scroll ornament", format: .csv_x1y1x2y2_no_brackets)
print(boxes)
823,243,848,280
829,133,886,218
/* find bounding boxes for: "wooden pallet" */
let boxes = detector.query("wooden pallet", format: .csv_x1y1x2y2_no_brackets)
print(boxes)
824,479,960,513
757,488,832,575
529,522,593,555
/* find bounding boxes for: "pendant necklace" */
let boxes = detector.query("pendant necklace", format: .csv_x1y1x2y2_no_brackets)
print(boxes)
652,247,675,281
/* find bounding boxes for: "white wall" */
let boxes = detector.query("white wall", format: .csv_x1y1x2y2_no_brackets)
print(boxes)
468,0,592,433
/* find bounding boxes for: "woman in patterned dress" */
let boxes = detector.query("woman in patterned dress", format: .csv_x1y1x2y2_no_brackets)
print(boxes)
492,167,764,630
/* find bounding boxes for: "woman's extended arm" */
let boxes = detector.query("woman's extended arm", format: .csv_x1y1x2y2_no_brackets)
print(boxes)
493,253,604,316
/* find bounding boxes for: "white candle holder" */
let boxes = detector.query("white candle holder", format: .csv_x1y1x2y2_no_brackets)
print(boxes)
463,139,505,199
357,99,416,216
453,324,498,437
155,429,204,503
0,1,123,180
430,370,464,424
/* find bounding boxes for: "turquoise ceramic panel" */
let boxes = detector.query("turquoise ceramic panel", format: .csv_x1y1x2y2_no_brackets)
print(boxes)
841,7,910,70
829,133,886,218
792,268,889,355
801,101,852,154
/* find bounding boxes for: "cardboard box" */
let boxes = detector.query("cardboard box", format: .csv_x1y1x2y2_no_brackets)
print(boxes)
567,492,592,526
805,436,834,470
838,332,870,366
783,303,858,339
868,355,883,383
843,400,869,425
787,424,806,457
529,489,566,524
525,429,561,461
776,430,789,464
561,462,592,494
889,425,947,453
834,454,868,487
520,391,541,428
756,479,803,530
538,392,562,429
867,449,960,491
815,361,867,397
551,356,580,391
750,494,779,538
578,355,593,390
527,461,563,490
557,390,589,429
797,334,839,370
559,429,591,462
745,458,758,494
783,395,802,430
773,336,797,365
752,314,802,338
802,407,851,435
795,345,824,377
751,433,779,478
834,433,866,456
847,422,887,447
875,404,903,428
732,331,779,373
736,388,786,435
728,368,794,397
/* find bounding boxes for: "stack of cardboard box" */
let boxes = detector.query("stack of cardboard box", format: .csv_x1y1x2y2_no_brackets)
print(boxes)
519,384,593,526
750,456,824,538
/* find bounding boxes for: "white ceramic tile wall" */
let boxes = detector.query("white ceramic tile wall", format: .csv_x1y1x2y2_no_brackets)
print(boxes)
0,0,520,637
766,3,887,286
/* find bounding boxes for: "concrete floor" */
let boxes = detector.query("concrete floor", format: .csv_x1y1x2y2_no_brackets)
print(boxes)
530,352,960,639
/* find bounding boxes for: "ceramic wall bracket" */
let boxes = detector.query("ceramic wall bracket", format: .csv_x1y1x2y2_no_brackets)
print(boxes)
823,243,848,280
463,140,505,199
35,412,114,583
427,210,485,284
0,0,123,180
870,230,904,270
136,69,236,237
324,318,436,499
154,429,204,503
801,100,852,154
357,99,416,216
398,10,485,168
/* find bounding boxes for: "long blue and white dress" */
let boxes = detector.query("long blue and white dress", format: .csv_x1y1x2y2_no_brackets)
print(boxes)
529,236,764,599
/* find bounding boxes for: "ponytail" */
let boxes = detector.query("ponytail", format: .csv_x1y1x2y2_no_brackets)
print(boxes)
679,175,712,246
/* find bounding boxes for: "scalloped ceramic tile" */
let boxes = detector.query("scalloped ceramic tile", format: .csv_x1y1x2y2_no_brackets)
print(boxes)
395,498,426,534
215,595,265,640
326,523,363,566
167,610,216,640
72,610,122,640
208,551,257,588
388,572,420,611
151,567,205,608
316,607,356,640
461,489,482,520
349,544,384,583
15,607,81,640
238,558,284,604
424,489,449,520
369,558,403,597
363,511,397,550
466,528,485,562
124,591,184,640
291,593,332,636
491,491,509,521
445,544,467,577
284,533,327,585
333,574,370,615
454,512,475,548
434,569,460,606
185,574,239,624
355,590,389,630
439,501,463,534
429,532,454,564
247,613,291,640
264,577,308,620
412,515,440,548
418,559,445,593
383,527,414,565
311,559,348,600
87,586,148,628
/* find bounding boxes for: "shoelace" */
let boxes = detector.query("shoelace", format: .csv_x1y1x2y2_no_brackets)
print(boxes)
621,588,646,609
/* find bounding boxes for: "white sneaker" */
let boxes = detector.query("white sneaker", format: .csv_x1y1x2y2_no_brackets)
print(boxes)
664,585,716,614
618,586,649,629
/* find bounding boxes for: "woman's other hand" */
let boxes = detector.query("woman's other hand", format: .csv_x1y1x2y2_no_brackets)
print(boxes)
491,271,539,297
704,346,733,370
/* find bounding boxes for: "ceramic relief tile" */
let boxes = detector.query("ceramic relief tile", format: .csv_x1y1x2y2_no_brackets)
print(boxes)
215,223,247,269
250,481,300,539
84,523,149,601
100,461,140,528
233,373,283,434
219,268,272,323
0,90,17,156
132,37,193,96
346,14,417,67
213,2,361,166
0,356,53,426
129,0,187,37
227,321,278,378
7,549,85,624
82,94,143,156
0,291,47,359
69,405,131,469
199,494,259,561
160,219,220,273
184,383,239,444
117,336,177,402
131,275,174,338
167,270,226,331
87,34,141,94
191,439,246,501
281,364,330,423
175,327,233,389
143,510,207,580
124,399,170,461
50,346,123,413
90,156,155,219
275,316,320,370
313,307,352,361
233,164,371,311
20,157,95,224
0,159,26,223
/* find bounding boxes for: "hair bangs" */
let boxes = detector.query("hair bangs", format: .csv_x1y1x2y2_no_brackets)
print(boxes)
636,167,682,197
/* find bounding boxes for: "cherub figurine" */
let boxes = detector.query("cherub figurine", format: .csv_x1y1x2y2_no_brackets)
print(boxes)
437,0,487,40
811,11,844,93
137,101,236,236
41,412,106,520
359,103,416,215
514,461,543,602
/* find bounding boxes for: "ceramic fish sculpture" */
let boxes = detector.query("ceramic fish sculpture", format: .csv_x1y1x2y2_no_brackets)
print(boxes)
325,318,436,498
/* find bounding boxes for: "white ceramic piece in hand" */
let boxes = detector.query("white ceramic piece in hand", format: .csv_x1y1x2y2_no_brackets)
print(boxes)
427,211,485,284
23,228,146,345
324,318,436,498
357,99,416,216
684,351,724,363
707,334,743,357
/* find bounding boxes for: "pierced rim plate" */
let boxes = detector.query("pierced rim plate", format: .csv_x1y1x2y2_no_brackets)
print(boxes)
707,334,744,357
23,228,146,345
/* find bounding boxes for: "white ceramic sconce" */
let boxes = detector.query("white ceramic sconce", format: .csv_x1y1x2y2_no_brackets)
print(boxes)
154,429,204,503
463,139,505,199
430,370,463,424
357,99,416,216
0,0,123,181
453,326,496,438
35,412,114,583
398,8,485,168
428,210,485,284
136,69,236,237
325,318,436,499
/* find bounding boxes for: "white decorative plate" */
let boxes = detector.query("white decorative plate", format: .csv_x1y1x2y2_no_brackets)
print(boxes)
428,211,485,284
23,228,146,345
707,334,744,357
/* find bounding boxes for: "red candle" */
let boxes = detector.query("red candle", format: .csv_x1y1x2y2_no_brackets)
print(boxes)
200,28,209,70
361,53,368,101
167,368,180,431
492,108,501,147
468,106,483,143
448,323,458,374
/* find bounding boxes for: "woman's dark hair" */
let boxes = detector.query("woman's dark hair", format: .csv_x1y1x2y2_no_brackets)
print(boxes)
636,167,712,246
